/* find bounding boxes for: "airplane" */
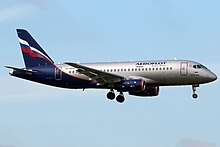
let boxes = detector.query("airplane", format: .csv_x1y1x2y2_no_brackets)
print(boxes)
5,29,217,103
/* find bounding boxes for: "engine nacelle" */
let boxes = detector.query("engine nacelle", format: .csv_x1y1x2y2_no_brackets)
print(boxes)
129,86,159,97
114,79,145,92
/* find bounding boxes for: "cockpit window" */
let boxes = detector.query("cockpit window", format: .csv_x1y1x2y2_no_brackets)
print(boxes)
200,64,208,70
193,64,209,70
197,65,201,68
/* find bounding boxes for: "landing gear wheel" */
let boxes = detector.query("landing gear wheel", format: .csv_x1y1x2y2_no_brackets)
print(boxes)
192,84,199,99
192,94,198,99
116,93,125,103
107,92,115,100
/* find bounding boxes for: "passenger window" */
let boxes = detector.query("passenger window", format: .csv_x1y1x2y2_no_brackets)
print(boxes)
170,67,172,70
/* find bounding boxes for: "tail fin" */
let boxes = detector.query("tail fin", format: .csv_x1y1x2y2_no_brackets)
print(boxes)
17,29,54,68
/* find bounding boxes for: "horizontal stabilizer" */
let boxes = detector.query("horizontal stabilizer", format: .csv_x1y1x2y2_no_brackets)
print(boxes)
5,66,37,74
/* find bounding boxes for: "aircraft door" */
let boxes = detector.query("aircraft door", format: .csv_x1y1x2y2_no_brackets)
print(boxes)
180,62,188,76
55,68,62,80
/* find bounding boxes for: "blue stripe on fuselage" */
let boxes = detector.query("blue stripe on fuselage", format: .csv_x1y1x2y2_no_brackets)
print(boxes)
12,65,98,89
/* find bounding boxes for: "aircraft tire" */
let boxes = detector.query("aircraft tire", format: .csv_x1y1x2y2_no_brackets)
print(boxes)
116,95,125,103
192,94,198,99
107,92,115,100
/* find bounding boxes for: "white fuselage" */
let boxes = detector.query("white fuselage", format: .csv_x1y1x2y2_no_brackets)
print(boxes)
57,60,217,86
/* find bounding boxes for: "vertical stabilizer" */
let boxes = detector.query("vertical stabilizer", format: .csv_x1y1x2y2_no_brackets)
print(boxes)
17,29,54,68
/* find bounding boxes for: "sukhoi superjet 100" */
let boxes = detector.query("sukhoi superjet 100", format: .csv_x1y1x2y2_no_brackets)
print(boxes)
6,29,217,103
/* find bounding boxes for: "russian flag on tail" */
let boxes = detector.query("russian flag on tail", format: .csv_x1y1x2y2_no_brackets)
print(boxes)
17,29,54,68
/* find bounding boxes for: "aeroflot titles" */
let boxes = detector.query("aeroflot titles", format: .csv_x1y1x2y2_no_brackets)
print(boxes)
136,62,166,66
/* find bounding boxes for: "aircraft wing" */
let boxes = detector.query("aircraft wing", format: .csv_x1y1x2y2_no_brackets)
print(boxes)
64,62,125,85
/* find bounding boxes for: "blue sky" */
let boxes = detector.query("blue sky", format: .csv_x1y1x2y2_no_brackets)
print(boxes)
0,0,219,147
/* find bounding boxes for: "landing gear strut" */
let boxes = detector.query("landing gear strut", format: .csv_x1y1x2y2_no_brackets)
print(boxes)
192,84,199,99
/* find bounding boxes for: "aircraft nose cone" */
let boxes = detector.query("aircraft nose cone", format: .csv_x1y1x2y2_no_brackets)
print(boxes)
209,72,217,82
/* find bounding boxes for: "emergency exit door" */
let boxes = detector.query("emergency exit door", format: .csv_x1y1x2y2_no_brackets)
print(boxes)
180,62,188,76
55,68,62,80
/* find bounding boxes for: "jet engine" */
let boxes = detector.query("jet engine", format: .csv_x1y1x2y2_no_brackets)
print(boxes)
129,86,159,96
114,79,145,92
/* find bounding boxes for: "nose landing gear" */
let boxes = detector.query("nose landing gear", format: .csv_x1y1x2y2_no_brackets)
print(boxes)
192,84,199,99
192,93,198,99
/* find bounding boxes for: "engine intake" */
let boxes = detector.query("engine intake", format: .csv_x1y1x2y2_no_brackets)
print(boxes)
114,79,145,92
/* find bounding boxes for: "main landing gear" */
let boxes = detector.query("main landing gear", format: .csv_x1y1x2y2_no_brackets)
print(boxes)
106,89,125,103
106,89,115,100
192,84,199,99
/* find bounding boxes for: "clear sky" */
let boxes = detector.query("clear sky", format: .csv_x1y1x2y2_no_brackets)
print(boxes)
0,0,219,147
